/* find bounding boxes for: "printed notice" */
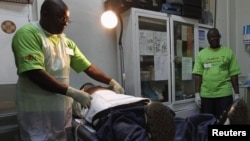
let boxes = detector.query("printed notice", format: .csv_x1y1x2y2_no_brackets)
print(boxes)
139,30,154,55
181,57,192,80
154,55,169,80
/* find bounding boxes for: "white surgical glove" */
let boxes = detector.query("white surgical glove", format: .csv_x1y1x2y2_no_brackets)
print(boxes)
66,86,92,108
195,93,201,108
234,94,241,100
72,101,83,118
109,79,125,94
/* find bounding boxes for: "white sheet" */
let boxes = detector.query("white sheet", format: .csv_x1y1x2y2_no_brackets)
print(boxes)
81,90,150,123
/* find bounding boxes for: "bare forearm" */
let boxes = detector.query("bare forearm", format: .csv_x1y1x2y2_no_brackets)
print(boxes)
25,69,68,94
194,74,202,93
231,75,239,94
84,65,112,84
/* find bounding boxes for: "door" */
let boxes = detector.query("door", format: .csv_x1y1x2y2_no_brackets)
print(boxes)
170,15,199,104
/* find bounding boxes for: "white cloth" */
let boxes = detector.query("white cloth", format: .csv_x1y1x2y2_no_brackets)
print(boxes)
81,90,150,123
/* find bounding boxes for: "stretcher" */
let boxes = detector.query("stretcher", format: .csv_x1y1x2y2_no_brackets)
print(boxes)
72,118,99,141
71,98,150,141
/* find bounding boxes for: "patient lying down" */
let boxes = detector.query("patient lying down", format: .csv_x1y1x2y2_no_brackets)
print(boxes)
75,82,175,141
73,83,248,141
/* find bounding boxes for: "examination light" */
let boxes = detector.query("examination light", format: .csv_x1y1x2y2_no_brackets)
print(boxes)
101,10,118,29
100,5,125,88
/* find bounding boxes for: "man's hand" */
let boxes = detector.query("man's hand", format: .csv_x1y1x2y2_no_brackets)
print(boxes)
109,79,125,94
195,93,201,108
66,87,92,108
234,94,241,100
72,101,83,118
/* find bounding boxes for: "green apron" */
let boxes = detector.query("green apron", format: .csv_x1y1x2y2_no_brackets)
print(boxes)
17,22,73,141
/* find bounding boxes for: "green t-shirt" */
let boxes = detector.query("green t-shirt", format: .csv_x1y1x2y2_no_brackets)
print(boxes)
192,46,241,98
12,22,91,75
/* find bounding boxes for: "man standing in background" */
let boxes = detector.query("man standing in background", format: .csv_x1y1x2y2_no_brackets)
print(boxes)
192,28,241,118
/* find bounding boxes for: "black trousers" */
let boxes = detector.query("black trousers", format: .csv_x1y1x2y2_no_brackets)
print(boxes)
200,95,233,118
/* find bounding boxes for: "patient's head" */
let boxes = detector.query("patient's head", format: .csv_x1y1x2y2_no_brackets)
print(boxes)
80,82,95,91
80,83,112,94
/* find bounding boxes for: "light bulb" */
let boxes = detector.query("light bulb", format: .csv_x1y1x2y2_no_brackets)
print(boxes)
101,10,118,29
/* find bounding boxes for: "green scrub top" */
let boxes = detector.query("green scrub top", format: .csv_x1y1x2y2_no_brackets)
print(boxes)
192,46,241,98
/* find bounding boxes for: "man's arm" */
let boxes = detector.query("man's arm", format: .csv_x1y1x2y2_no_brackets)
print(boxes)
231,75,240,94
26,69,68,94
26,69,92,108
194,74,202,93
84,64,112,84
84,65,125,94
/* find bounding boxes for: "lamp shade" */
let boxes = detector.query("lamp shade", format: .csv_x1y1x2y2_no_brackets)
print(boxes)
101,10,118,29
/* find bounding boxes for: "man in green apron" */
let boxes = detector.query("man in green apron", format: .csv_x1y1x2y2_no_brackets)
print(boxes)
11,0,124,140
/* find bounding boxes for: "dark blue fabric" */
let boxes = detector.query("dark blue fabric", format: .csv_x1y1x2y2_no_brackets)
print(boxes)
201,95,233,118
175,113,216,141
75,107,218,141
94,105,149,141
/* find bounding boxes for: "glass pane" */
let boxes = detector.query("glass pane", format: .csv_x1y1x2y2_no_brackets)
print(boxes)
138,16,169,102
173,21,195,102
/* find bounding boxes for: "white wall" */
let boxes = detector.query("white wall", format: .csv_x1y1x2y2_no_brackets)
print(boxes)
216,0,250,77
215,0,229,47
230,0,250,76
60,0,118,88
0,2,31,84
206,0,250,78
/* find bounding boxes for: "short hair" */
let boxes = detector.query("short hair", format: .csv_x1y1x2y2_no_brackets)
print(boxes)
40,0,67,17
79,82,94,90
207,28,221,38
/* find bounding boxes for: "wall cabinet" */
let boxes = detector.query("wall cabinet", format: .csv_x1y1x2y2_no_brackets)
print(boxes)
170,15,199,104
118,8,171,104
118,8,199,117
